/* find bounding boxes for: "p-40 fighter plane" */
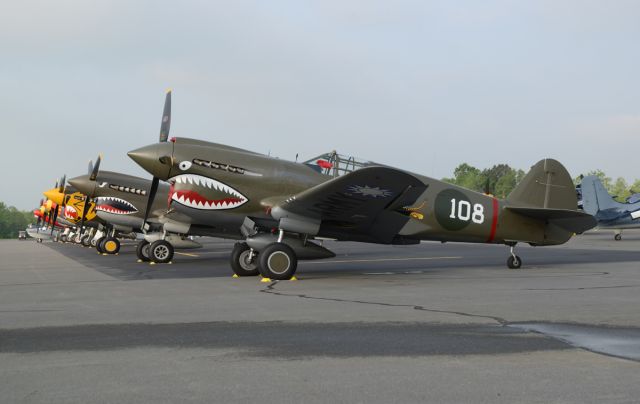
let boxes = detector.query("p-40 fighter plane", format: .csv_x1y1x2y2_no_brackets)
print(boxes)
581,175,640,240
127,95,595,280
69,157,202,262
42,177,102,245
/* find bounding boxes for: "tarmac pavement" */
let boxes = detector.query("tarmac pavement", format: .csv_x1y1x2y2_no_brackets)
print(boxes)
1,230,639,403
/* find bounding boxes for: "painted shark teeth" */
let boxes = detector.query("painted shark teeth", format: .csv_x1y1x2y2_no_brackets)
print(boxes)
64,205,78,219
95,197,138,215
169,174,248,210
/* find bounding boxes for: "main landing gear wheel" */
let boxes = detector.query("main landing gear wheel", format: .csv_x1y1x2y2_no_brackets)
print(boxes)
102,237,120,255
90,237,97,247
258,243,298,280
95,236,106,253
60,235,67,243
149,240,174,264
81,234,92,247
614,234,622,241
136,240,151,262
507,255,522,269
230,242,259,276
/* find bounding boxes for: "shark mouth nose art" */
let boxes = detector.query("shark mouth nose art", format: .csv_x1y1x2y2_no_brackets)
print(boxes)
169,174,248,210
95,197,138,215
64,205,78,220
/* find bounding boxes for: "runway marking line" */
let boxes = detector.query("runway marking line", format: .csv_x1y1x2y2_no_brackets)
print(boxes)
174,252,200,257
306,256,462,265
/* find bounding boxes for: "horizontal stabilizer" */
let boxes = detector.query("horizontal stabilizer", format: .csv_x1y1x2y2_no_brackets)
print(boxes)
506,206,597,234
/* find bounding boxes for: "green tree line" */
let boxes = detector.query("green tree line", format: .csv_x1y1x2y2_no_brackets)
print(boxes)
443,164,640,202
0,202,35,239
442,163,526,198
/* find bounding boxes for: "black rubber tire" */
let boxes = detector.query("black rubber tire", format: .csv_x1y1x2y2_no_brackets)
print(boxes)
136,240,151,262
81,234,92,247
507,255,522,269
614,234,622,241
258,243,298,280
102,237,120,255
95,237,106,253
230,242,259,276
149,240,174,264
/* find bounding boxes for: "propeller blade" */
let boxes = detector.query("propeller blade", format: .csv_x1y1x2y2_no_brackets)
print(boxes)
90,155,102,181
142,177,159,230
50,205,59,236
77,196,92,235
159,90,171,142
58,175,66,193
88,160,94,175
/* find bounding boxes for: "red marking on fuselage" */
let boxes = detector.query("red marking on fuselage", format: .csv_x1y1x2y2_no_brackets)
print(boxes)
487,197,499,243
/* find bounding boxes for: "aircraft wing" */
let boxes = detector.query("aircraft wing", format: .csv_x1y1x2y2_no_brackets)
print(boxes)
272,166,427,244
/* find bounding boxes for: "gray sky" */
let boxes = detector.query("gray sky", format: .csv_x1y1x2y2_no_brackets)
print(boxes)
1,0,639,210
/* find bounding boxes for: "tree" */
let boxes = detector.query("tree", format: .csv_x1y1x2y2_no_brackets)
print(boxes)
0,202,35,239
610,177,631,202
442,163,524,197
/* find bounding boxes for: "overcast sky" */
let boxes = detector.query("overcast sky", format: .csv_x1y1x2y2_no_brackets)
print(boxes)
1,0,639,209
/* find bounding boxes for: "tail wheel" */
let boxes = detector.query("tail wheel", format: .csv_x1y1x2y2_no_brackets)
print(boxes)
230,242,259,276
614,234,622,241
507,255,522,269
136,240,151,262
149,240,174,264
102,237,120,255
258,243,298,280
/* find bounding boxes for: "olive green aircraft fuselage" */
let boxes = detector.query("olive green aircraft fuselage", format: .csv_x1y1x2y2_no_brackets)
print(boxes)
128,137,595,279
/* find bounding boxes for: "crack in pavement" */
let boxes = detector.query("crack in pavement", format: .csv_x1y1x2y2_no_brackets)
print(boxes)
260,281,508,326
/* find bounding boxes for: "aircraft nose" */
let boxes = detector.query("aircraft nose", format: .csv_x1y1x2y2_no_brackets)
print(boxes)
127,142,174,180
43,188,63,205
68,175,93,196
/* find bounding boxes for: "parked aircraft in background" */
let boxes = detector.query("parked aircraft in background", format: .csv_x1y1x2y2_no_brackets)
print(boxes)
581,175,640,240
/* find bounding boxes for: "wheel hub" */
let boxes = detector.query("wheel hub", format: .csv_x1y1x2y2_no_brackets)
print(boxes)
154,245,169,260
267,251,291,274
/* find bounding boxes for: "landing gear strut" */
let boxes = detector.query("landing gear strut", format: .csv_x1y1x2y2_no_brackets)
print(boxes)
507,244,522,269
230,242,259,276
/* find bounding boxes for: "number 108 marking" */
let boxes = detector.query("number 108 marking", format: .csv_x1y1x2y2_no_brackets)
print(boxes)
449,199,485,224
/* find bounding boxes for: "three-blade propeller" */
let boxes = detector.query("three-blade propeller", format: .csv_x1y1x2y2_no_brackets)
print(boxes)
141,90,172,231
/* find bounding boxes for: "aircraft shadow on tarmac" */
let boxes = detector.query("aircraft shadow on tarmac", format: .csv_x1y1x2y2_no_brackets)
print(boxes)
46,238,640,282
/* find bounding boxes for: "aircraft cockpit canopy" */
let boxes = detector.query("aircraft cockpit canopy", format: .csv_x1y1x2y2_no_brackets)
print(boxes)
303,151,377,178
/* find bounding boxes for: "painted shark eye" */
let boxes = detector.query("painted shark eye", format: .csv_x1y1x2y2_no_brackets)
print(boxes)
178,161,192,171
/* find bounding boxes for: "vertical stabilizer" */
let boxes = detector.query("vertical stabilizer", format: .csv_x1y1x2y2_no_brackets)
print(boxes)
580,176,639,215
507,159,577,210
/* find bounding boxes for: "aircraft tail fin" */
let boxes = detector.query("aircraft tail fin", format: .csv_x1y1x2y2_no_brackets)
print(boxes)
580,175,626,215
507,158,578,210
506,159,595,237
